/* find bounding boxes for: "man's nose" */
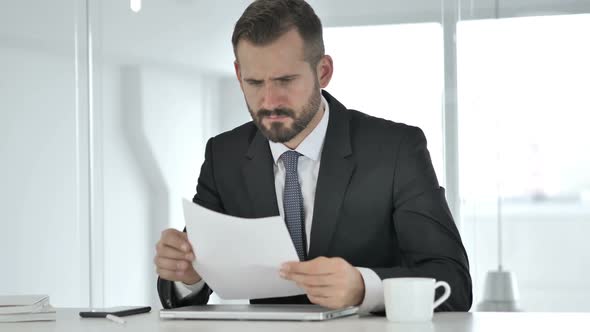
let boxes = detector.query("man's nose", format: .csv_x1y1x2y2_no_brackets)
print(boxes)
260,84,282,110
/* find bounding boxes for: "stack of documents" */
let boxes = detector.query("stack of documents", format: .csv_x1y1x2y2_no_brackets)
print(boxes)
0,295,56,322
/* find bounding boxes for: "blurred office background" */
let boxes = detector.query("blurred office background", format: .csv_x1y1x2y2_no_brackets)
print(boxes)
1,0,589,311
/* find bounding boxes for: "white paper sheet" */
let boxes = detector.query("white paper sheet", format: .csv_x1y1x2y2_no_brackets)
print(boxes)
182,198,305,300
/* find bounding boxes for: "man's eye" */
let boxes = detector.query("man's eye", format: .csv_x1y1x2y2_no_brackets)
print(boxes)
247,81,263,86
276,78,294,86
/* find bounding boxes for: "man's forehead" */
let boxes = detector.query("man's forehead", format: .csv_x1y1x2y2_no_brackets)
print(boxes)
237,50,308,79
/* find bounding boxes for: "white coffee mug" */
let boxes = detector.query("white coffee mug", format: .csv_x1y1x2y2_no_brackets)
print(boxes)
383,277,451,322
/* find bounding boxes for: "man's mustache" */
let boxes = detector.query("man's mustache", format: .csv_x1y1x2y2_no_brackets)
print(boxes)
257,108,295,119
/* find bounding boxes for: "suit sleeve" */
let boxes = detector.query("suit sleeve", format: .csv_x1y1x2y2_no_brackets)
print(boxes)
157,138,222,308
371,126,472,313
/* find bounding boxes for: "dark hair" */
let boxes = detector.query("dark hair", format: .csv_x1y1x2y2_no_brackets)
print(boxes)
232,0,325,67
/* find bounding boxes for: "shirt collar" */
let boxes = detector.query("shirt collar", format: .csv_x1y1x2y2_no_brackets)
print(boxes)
269,94,330,164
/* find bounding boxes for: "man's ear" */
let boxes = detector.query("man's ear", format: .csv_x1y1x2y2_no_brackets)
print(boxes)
316,55,334,89
234,60,244,91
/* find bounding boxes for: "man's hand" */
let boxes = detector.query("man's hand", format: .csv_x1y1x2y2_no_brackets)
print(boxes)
154,228,201,285
279,256,365,309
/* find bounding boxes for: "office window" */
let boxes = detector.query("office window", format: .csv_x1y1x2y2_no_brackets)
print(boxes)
458,14,590,311
324,23,445,184
0,0,87,307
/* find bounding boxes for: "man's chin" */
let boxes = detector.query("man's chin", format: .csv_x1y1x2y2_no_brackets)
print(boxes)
255,119,300,143
262,128,299,143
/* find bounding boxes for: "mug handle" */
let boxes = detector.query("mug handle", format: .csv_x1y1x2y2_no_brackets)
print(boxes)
432,281,451,310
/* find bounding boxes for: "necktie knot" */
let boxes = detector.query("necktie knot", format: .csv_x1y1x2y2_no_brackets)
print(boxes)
280,150,301,173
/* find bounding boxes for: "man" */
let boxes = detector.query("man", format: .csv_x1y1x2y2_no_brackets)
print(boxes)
154,0,472,315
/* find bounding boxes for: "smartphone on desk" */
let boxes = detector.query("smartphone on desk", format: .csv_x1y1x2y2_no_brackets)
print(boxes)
79,306,151,318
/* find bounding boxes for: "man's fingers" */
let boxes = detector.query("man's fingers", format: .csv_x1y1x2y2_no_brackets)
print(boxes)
282,257,361,309
282,257,336,275
303,285,334,297
154,229,201,285
161,229,192,252
156,243,195,261
156,267,184,281
154,256,178,270
154,256,192,271
307,294,347,310
297,281,346,300
307,294,335,308
287,273,333,287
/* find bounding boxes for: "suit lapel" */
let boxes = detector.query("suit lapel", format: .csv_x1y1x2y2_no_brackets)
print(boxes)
308,91,355,259
242,130,280,218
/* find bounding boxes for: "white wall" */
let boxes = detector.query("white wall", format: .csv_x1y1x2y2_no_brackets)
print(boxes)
217,76,251,133
98,63,224,307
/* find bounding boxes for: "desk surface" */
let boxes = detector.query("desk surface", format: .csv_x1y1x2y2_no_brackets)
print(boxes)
3,309,590,332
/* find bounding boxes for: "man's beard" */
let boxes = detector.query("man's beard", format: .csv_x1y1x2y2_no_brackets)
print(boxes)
248,88,322,143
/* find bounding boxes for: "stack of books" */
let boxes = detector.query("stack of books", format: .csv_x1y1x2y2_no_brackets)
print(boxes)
0,295,56,322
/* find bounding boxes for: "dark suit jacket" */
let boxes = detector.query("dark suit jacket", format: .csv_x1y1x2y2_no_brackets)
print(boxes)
158,90,472,314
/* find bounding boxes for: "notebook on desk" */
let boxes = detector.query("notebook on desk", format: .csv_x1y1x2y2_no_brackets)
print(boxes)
0,295,56,322
160,304,358,321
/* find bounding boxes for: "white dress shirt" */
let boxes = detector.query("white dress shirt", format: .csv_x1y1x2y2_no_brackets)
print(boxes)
175,95,384,314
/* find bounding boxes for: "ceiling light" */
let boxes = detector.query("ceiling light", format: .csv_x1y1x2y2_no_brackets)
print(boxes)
130,0,141,13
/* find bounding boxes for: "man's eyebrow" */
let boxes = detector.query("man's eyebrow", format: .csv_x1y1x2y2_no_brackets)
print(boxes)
271,74,300,81
243,74,300,81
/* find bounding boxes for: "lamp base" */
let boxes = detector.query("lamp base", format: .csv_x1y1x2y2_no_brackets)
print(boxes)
477,270,522,312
